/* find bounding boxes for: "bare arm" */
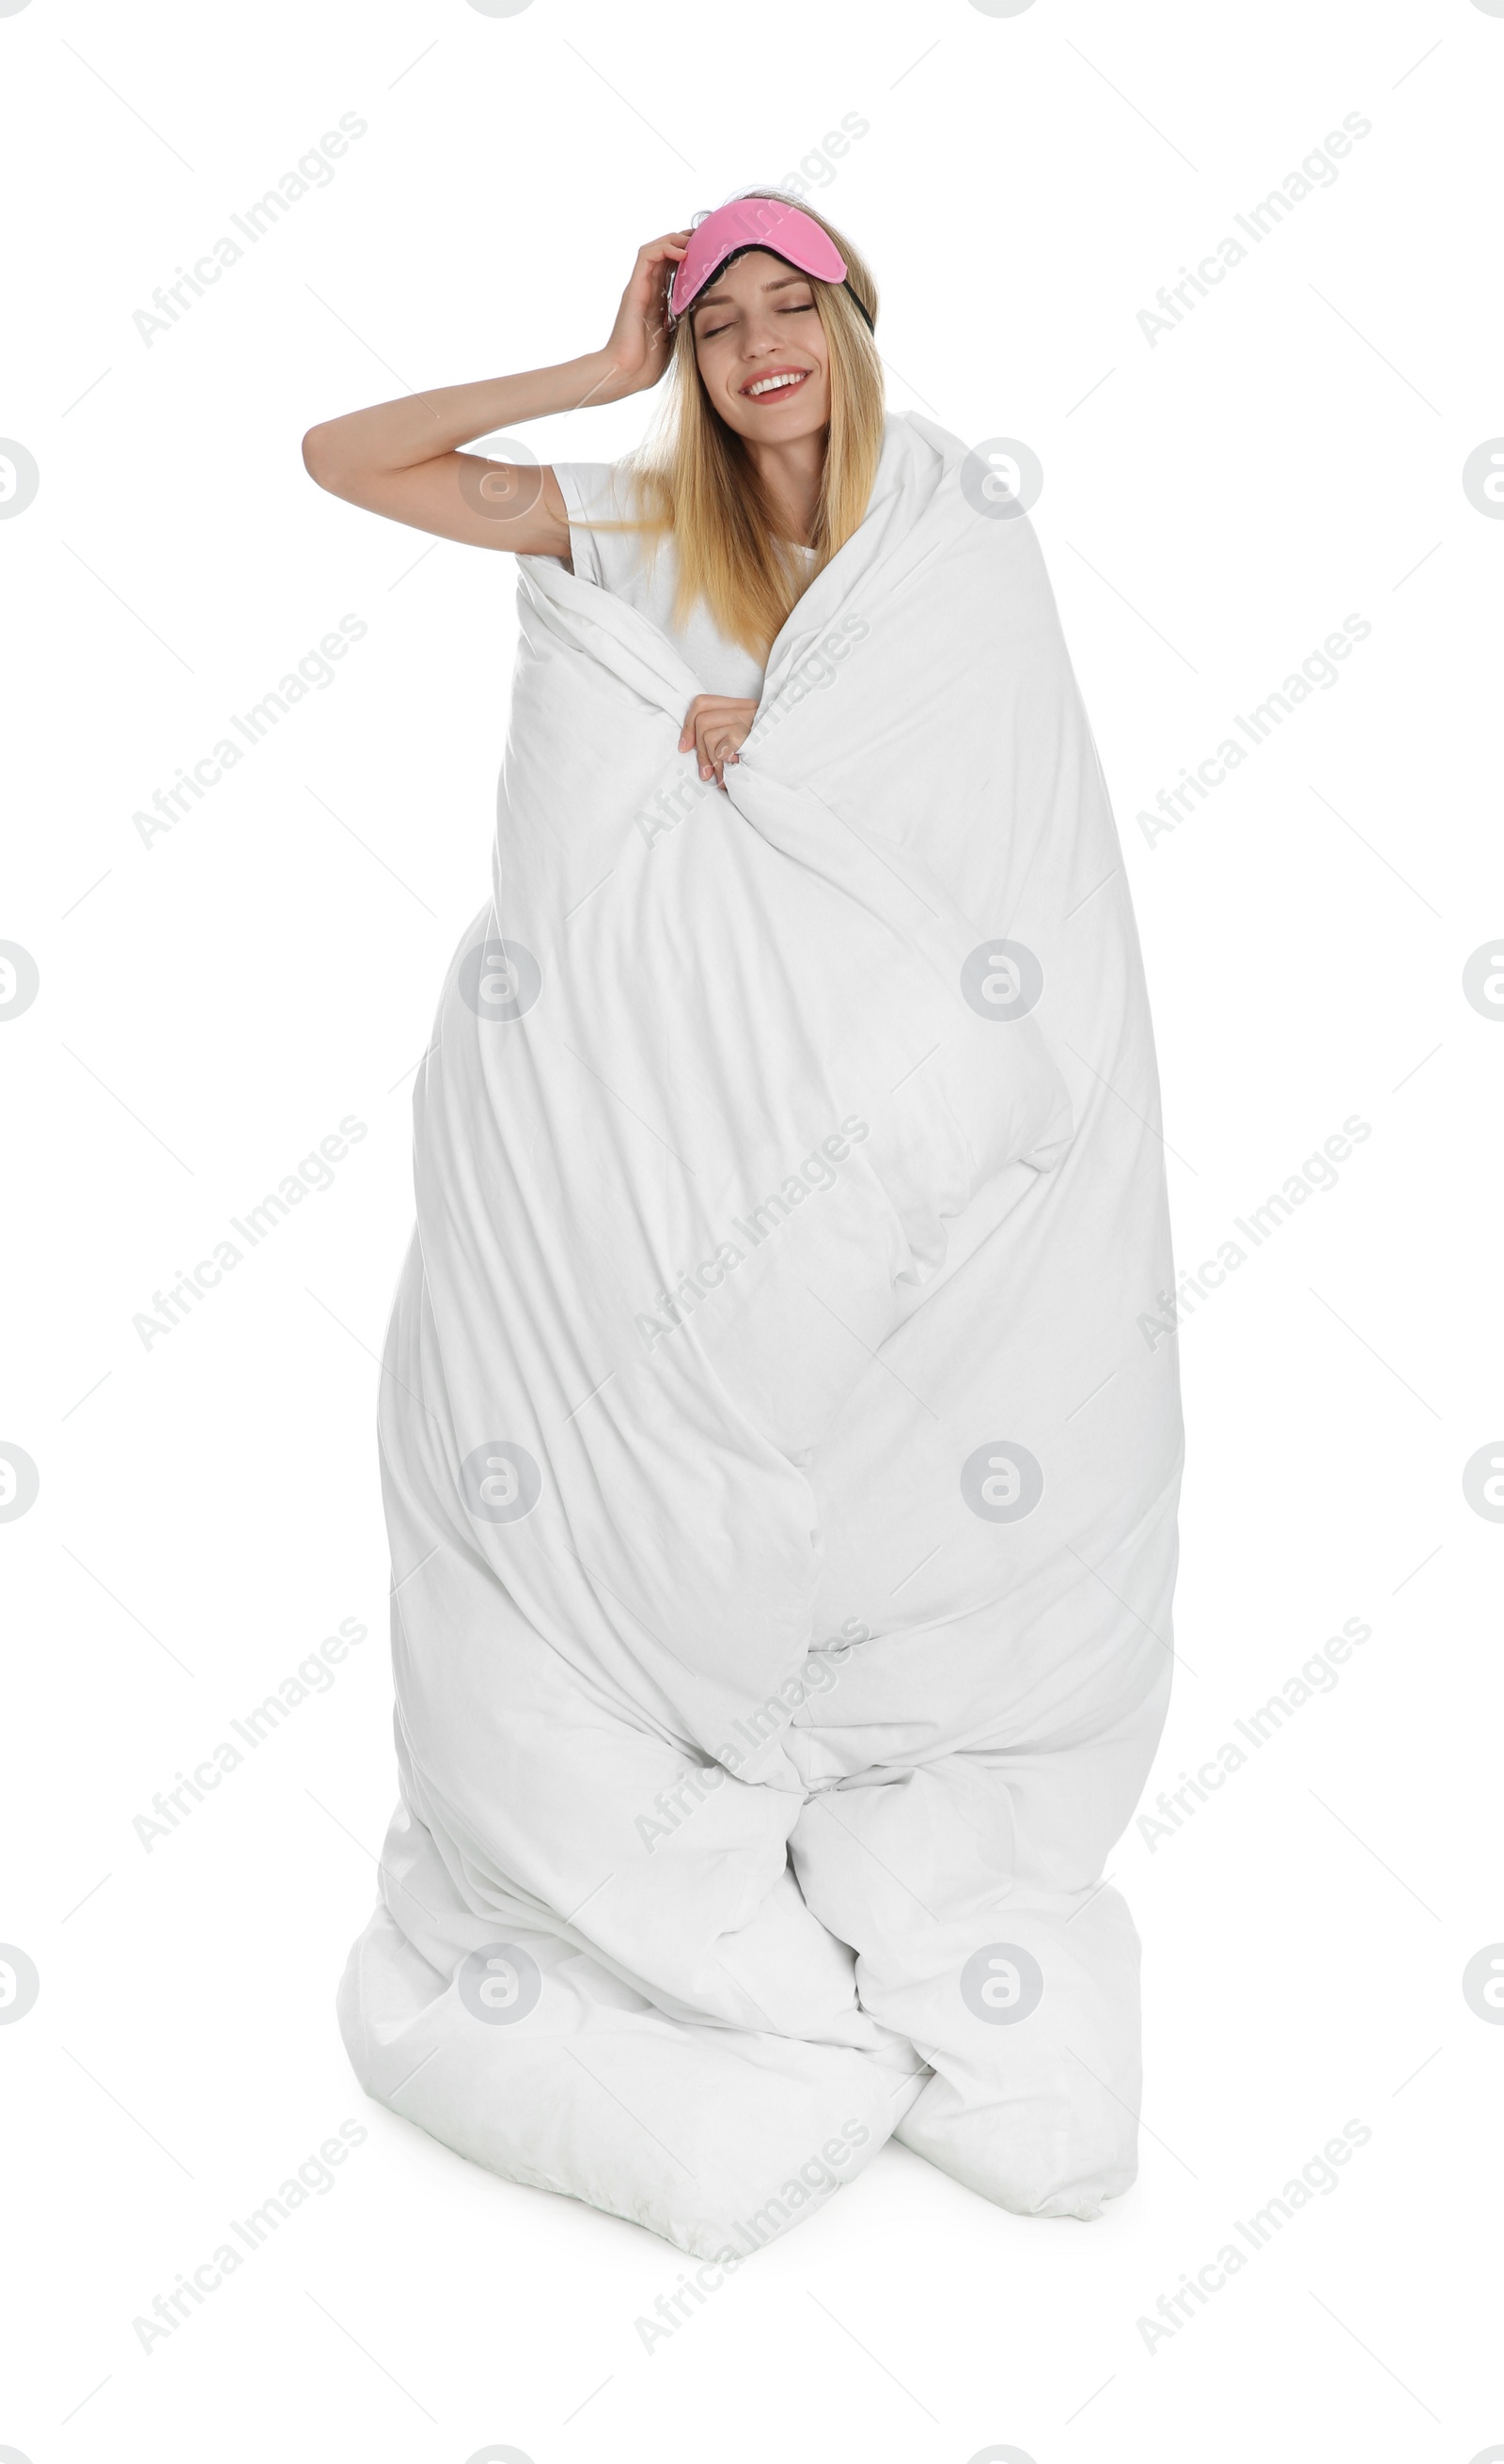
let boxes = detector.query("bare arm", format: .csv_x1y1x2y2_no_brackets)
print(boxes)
300,232,689,562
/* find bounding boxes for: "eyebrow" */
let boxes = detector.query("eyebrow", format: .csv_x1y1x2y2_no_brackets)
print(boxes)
693,271,811,318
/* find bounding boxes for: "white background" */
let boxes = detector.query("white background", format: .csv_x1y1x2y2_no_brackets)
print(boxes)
3,0,1501,2457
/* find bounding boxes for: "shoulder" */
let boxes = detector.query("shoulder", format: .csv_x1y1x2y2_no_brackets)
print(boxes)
549,460,663,597
544,461,610,585
549,460,619,521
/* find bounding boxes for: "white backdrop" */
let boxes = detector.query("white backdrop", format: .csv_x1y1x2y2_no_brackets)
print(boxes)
3,0,1502,2457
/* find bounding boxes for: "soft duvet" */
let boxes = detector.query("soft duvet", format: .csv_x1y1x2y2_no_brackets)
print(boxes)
337,410,1183,2258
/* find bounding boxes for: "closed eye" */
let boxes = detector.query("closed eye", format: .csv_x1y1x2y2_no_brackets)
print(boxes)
695,290,813,339
700,301,817,338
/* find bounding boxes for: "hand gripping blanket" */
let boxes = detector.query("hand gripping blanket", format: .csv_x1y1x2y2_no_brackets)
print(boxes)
337,411,1183,2260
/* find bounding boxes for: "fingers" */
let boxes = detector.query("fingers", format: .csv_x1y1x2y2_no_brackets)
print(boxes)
625,235,691,335
682,694,718,763
679,695,756,786
698,725,741,788
640,232,691,272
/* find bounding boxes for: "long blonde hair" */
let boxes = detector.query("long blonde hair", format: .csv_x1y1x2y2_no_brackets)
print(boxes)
580,190,884,662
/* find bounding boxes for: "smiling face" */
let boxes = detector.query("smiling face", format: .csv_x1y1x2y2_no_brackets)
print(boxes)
688,248,831,444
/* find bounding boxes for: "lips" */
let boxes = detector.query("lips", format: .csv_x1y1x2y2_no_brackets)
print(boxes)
741,367,811,400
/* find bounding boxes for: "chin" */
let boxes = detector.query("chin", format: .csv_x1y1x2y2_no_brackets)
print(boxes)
727,393,829,440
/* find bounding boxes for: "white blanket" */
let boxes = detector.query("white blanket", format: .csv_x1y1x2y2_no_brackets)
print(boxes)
337,411,1183,2259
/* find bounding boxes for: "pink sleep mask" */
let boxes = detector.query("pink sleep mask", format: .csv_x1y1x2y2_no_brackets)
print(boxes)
667,196,874,332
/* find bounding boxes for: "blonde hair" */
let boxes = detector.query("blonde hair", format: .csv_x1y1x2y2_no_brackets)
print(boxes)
578,190,884,663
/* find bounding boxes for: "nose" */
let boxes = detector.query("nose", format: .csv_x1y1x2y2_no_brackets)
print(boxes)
740,302,789,351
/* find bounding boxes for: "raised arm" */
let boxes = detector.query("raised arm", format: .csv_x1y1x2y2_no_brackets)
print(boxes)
300,232,690,562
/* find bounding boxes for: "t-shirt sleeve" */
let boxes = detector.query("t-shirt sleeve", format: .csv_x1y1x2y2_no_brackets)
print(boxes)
551,460,644,599
547,458,623,586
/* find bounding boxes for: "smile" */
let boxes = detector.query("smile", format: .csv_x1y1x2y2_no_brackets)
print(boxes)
742,368,810,399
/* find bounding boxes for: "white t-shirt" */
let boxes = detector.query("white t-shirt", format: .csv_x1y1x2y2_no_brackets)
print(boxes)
551,460,817,701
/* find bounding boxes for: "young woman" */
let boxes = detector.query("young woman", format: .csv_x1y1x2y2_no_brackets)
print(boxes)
316,192,1183,2259
302,190,882,790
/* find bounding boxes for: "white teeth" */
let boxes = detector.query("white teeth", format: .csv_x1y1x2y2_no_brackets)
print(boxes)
746,371,806,397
